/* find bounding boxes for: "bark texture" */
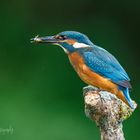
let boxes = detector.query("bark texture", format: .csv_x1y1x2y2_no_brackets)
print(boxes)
83,86,137,140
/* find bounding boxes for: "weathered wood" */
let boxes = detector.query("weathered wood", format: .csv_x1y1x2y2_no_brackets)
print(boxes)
83,86,137,140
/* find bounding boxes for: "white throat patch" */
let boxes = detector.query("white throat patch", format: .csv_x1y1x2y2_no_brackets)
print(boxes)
73,42,89,48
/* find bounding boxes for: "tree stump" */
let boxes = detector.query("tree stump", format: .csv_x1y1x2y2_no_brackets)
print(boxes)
83,86,137,140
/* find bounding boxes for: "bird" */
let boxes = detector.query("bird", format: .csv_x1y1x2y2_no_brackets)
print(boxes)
31,31,134,109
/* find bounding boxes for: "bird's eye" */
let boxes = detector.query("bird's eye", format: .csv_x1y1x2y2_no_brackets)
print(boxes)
55,35,67,40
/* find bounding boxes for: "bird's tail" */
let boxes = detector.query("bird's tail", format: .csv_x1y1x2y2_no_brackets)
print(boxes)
118,86,134,109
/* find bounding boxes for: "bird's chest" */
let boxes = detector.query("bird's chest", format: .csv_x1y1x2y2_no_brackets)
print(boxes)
68,52,95,83
68,52,86,75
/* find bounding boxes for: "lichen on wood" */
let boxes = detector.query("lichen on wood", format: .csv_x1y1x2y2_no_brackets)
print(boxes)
83,85,137,140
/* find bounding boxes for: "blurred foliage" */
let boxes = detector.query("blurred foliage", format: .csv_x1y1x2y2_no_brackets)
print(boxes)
0,0,140,140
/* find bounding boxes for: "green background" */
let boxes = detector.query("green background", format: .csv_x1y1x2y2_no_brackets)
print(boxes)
0,0,140,139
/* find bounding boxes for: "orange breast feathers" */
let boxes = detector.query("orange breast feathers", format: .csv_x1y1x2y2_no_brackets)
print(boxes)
68,51,128,105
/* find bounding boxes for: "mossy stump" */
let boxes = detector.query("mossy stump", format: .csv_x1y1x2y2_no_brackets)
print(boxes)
83,86,137,140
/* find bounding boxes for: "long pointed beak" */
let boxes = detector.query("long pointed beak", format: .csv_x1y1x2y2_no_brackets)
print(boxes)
30,35,58,44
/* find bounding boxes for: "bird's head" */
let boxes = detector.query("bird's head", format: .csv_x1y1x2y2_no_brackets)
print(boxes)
31,31,93,53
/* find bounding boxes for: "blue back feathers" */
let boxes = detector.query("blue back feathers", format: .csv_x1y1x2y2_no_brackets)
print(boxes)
78,46,134,108
78,46,132,89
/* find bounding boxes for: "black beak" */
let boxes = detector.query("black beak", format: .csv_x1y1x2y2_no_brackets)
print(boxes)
30,35,58,44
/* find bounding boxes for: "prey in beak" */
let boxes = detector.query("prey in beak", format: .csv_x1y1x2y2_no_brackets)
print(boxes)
30,35,59,44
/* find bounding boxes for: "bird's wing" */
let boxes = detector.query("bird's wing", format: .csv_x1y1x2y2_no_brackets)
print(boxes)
79,47,132,89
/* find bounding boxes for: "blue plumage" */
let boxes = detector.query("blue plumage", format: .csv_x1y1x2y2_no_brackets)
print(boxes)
78,46,132,89
32,31,134,108
118,86,134,109
78,46,134,108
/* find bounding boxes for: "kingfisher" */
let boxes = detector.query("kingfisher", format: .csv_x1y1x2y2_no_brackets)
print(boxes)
31,31,134,109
